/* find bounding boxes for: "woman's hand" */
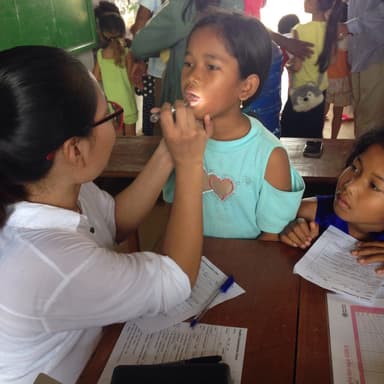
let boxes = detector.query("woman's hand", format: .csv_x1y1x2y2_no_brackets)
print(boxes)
279,218,319,249
352,241,384,275
160,101,213,285
160,101,213,168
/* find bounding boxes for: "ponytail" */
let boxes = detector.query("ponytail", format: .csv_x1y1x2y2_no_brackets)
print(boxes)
99,12,126,67
107,37,126,67
317,0,348,73
0,180,25,228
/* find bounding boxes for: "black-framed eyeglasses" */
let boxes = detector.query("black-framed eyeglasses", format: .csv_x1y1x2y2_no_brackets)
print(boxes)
92,100,124,131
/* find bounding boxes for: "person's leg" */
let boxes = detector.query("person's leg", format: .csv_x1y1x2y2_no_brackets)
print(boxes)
281,90,325,138
281,97,302,137
351,71,360,137
305,97,325,138
352,63,384,137
324,101,330,117
331,105,343,139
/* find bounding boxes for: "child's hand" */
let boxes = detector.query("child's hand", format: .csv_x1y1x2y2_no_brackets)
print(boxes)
130,61,147,89
160,101,213,168
279,218,319,249
283,38,313,60
352,241,384,276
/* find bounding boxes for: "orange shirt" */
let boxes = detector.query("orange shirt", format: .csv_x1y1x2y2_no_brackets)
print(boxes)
328,49,350,78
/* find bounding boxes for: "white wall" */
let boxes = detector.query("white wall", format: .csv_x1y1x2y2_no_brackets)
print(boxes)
261,1,311,31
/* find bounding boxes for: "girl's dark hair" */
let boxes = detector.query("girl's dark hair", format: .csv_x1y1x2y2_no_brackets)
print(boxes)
278,14,300,34
99,12,126,67
182,0,221,22
0,45,97,228
346,128,384,166
317,0,348,73
94,0,120,20
188,12,272,104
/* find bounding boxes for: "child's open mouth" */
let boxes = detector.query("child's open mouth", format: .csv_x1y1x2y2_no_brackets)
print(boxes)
184,91,201,106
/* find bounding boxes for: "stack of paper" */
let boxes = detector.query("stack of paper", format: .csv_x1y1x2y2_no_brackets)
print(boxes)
133,256,245,333
97,322,247,384
97,257,247,384
294,226,383,302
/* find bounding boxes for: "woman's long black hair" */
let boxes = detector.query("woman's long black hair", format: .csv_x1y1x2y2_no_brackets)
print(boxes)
0,46,97,227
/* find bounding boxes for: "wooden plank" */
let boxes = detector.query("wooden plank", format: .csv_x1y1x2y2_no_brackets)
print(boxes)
295,279,332,384
281,138,354,183
102,136,354,183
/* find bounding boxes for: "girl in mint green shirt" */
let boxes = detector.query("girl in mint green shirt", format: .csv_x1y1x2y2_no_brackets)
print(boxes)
163,12,305,239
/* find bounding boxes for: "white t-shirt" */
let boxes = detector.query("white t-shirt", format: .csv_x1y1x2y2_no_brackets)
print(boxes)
0,182,190,383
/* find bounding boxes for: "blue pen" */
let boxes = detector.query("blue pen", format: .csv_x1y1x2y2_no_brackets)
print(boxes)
190,275,235,328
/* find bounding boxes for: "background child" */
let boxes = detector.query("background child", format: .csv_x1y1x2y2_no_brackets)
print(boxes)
277,13,300,68
318,0,352,139
93,12,138,136
243,42,283,137
163,12,305,239
230,0,284,138
130,0,166,136
279,128,384,274
0,45,210,383
280,0,334,138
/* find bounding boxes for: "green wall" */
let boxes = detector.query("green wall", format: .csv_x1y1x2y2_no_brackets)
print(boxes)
0,0,97,54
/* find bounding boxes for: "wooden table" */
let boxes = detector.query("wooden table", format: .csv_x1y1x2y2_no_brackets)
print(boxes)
101,136,354,184
281,138,354,184
77,239,332,384
101,136,160,178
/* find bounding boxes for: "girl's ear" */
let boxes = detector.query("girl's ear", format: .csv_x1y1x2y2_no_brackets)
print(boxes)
61,137,89,167
239,74,260,103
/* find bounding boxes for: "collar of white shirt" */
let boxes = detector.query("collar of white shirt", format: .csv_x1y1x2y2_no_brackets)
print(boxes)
6,201,80,231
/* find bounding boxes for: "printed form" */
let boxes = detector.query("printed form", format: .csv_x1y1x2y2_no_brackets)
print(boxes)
97,322,247,384
133,256,245,333
327,293,384,384
294,226,383,302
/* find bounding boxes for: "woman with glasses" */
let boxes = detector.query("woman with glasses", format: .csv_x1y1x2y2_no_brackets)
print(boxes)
0,45,212,384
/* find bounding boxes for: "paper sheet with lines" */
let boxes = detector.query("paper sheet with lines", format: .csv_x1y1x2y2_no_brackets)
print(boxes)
327,293,384,384
294,226,383,302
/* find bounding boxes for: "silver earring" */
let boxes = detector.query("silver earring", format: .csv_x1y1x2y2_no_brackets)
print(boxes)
240,100,243,109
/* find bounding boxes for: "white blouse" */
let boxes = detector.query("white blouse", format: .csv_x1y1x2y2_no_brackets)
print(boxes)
0,182,190,383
